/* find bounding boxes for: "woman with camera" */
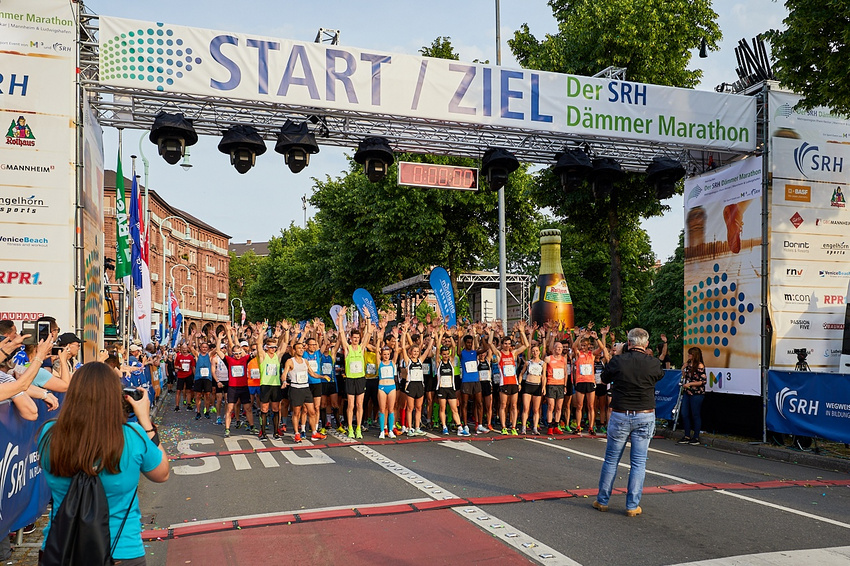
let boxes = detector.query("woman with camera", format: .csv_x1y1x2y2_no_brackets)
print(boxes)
38,362,170,565
678,346,707,446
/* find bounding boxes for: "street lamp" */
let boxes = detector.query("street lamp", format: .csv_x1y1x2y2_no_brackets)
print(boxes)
231,297,243,324
158,215,191,317
170,264,191,294
180,284,197,338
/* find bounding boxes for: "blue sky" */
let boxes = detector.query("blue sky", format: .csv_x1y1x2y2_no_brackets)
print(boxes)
86,0,788,262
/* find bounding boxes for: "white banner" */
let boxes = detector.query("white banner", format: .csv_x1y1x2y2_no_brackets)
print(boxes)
769,90,850,372
684,158,764,395
0,0,78,332
99,16,756,152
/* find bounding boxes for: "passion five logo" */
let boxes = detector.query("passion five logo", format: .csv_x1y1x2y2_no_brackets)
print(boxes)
775,386,819,419
100,23,203,92
793,142,843,178
4,115,35,147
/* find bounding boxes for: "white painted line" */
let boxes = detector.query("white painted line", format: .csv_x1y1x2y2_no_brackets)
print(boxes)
716,490,850,530
353,444,581,565
525,438,695,484
670,545,850,565
438,441,499,460
648,447,680,457
167,497,432,529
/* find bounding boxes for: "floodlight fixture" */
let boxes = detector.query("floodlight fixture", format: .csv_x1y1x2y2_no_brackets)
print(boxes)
646,156,686,200
217,124,267,174
699,37,708,59
274,120,320,174
354,136,394,183
180,147,193,171
149,112,198,165
591,157,624,199
553,148,592,192
481,147,519,191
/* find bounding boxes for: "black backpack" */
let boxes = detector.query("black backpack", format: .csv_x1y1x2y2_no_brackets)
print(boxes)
41,471,135,566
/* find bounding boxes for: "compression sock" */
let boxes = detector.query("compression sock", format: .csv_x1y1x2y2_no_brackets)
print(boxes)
332,407,340,426
320,408,327,425
378,413,385,432
388,413,395,431
260,411,268,434
272,411,280,435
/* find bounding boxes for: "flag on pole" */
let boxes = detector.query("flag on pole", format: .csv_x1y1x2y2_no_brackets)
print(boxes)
168,287,183,348
130,169,152,346
241,306,246,326
115,142,131,281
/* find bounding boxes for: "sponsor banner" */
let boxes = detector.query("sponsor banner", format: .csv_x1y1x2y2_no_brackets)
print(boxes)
0,4,76,56
0,398,56,535
767,370,850,444
771,287,848,312
0,297,71,330
0,224,69,259
772,137,849,185
654,370,682,421
770,232,850,259
773,338,845,372
771,204,850,236
0,265,72,300
81,97,105,362
771,259,850,287
352,288,379,325
772,311,846,341
99,16,756,151
0,190,71,225
769,91,850,146
684,160,763,395
429,266,457,328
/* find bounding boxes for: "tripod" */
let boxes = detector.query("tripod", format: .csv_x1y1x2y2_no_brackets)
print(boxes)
792,356,814,450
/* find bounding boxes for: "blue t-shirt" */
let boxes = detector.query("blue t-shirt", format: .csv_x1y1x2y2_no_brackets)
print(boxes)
460,349,480,382
195,353,212,381
39,421,163,560
303,350,323,384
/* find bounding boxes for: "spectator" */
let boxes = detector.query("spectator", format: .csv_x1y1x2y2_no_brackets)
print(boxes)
0,337,55,418
52,333,81,382
678,346,707,446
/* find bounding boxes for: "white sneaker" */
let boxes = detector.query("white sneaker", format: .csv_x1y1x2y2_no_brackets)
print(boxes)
389,430,397,439
477,424,488,434
463,425,470,435
457,427,464,436
379,431,385,439
401,426,408,434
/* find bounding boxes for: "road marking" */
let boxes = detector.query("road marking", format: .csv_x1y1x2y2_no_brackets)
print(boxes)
716,490,850,530
353,444,581,565
172,438,221,475
595,437,680,457
439,441,499,460
670,545,850,565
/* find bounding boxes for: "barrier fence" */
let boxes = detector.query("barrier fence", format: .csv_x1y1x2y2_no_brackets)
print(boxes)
766,370,850,445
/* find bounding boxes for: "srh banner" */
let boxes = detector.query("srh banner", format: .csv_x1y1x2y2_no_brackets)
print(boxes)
0,0,79,330
654,369,683,421
98,16,756,152
766,370,850,444
768,90,850,372
683,158,763,395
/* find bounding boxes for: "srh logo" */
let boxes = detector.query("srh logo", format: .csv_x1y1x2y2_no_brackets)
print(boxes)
775,386,819,419
794,142,844,178
0,271,41,284
785,184,811,202
0,442,20,520
823,295,845,305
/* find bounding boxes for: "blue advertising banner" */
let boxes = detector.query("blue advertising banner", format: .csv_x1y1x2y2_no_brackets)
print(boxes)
655,370,682,420
352,289,379,323
767,370,850,444
0,398,57,535
429,267,457,328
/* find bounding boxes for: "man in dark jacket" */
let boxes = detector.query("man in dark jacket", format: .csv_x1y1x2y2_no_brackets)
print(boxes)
593,328,663,517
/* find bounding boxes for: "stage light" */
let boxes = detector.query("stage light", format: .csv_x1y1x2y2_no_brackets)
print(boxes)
274,120,320,174
646,156,686,200
481,147,519,191
591,157,623,199
699,37,708,59
149,112,198,165
354,137,394,182
553,148,592,192
217,124,267,174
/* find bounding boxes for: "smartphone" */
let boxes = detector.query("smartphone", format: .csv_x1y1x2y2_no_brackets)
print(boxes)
21,321,51,345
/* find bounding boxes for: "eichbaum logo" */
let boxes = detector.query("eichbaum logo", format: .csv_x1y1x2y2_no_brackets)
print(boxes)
0,271,42,285
794,142,844,178
4,115,35,147
775,386,819,419
789,212,804,229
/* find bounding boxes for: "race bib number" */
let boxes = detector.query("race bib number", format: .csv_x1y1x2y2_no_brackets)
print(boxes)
380,366,394,379
250,369,260,379
294,370,308,384
595,371,603,384
529,364,543,376
580,363,593,376
502,364,516,378
321,363,333,375
409,367,424,382
366,363,377,375
231,365,245,378
439,374,453,388
464,360,478,373
264,364,279,377
199,368,210,377
479,369,491,381
308,360,319,372
422,363,431,375
349,360,363,374
552,368,565,381
180,361,190,372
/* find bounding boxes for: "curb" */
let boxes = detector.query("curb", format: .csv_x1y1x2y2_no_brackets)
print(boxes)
657,428,850,474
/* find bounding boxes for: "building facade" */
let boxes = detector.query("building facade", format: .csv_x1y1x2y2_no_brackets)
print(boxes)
103,170,232,339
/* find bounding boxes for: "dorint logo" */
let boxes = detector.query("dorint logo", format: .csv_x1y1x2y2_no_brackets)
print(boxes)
4,115,35,148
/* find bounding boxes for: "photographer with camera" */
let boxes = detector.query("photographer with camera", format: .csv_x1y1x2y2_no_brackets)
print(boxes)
1,335,57,414
51,333,81,382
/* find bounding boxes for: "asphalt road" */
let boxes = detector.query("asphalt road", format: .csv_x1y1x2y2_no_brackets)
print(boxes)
139,402,850,565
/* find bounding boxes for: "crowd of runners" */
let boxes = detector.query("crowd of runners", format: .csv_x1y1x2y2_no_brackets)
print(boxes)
158,310,672,442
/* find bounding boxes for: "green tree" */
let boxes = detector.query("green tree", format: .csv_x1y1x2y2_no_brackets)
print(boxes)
228,250,264,318
509,0,719,326
637,230,685,365
767,0,850,115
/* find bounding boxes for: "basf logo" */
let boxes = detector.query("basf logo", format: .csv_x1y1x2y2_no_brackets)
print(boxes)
793,142,844,178
775,387,819,419
784,184,811,202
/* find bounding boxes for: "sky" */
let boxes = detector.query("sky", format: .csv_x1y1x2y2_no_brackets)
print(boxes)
86,0,789,263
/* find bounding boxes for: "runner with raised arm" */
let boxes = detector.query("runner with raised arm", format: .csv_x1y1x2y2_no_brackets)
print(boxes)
337,307,374,439
253,321,286,440
434,326,468,436
488,320,529,435
189,332,214,420
304,320,328,440
545,327,568,435
214,325,256,437
401,322,433,437
520,341,546,435
281,338,318,443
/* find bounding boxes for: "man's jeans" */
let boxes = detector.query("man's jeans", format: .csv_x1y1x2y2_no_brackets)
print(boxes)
597,410,656,510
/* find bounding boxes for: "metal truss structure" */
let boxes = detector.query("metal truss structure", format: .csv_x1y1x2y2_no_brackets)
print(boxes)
78,10,747,174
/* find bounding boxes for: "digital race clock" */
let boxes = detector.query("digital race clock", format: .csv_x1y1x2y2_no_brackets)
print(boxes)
397,161,478,191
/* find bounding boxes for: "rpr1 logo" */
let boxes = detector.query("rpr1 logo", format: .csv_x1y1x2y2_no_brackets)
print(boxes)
0,271,42,284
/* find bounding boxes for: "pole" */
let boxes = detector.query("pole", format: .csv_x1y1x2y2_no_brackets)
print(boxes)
495,0,507,332
302,194,307,227
138,133,150,252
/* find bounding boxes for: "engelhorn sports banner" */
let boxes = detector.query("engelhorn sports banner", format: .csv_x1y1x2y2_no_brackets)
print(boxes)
767,370,850,444
98,16,756,152
352,288,379,323
429,267,457,328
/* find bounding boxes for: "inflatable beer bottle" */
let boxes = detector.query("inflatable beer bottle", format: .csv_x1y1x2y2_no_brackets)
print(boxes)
530,229,574,329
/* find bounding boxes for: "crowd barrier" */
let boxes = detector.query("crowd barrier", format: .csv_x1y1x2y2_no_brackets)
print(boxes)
655,369,682,421
766,370,850,445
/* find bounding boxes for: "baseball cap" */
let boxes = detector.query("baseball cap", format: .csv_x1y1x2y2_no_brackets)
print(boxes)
56,333,81,347
129,343,142,352
239,341,249,348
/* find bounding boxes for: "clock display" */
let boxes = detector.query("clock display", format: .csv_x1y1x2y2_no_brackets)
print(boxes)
397,161,478,191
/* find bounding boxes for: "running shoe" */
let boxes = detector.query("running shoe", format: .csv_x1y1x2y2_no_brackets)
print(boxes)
312,431,327,440
294,432,302,443
443,427,450,435
677,436,692,444
210,407,217,414
247,425,257,433
407,429,417,437
337,425,347,434
325,421,332,429
416,428,427,436
487,424,494,432
520,427,527,435
258,433,268,441
273,432,281,440
590,427,597,436
224,428,231,438
361,424,369,432
204,411,211,419
379,431,386,439
215,417,223,426
280,423,287,433
174,405,180,412
458,428,470,437
463,425,470,436
388,430,397,439
194,412,201,421
347,426,355,439
500,427,509,435
401,426,408,434
477,424,488,434
532,428,540,435
689,438,701,445
355,426,363,440
547,427,554,435
319,427,327,435
234,420,243,429
510,428,518,436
